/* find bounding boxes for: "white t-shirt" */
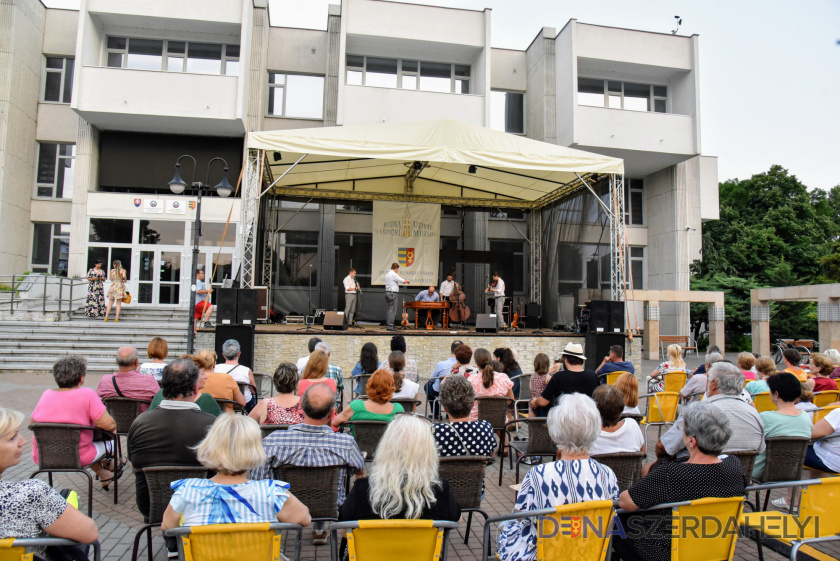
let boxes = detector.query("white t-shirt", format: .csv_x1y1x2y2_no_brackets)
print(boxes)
589,418,645,456
814,408,840,472
797,401,819,421
392,378,420,399
140,362,165,382
440,280,455,298
296,356,309,376
215,363,252,401
343,275,356,294
622,405,642,416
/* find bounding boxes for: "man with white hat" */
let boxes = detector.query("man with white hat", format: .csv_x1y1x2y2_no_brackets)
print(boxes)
529,342,600,414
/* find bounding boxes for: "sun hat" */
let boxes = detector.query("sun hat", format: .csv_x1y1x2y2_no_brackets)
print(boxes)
558,342,586,361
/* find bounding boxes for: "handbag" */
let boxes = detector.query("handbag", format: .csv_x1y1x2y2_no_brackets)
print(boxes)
122,291,131,304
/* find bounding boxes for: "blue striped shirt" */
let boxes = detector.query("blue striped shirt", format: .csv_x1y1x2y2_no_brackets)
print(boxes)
169,478,290,526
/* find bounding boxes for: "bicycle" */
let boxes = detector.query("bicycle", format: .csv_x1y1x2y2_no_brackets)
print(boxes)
770,338,818,365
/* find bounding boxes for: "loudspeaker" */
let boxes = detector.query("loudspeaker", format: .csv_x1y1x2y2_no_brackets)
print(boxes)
322,311,347,331
254,286,269,322
216,288,238,326
475,314,498,333
524,303,541,328
237,289,258,325
215,325,255,369
585,332,625,372
609,301,625,333
589,300,610,333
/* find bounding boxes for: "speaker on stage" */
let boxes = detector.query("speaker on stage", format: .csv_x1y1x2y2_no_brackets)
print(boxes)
215,325,255,369
323,311,346,331
584,332,625,373
524,303,541,328
237,289,257,325
216,288,238,326
609,301,625,333
589,300,610,333
475,314,498,333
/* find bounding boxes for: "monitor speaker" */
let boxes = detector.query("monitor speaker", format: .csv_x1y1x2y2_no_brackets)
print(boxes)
215,325,255,370
475,314,498,333
216,288,238,326
322,311,347,331
237,289,258,325
584,332,625,373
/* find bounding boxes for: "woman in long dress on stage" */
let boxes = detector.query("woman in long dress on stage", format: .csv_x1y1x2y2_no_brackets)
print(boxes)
84,259,106,317
104,259,127,322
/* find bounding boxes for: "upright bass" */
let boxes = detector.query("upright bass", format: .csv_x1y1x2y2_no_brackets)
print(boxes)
448,275,470,327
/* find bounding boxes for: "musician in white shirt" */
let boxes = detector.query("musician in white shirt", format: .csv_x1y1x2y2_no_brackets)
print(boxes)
484,272,506,329
342,268,358,327
384,262,409,331
440,274,455,299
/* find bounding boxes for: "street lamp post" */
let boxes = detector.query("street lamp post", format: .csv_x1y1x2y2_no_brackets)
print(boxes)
168,155,233,353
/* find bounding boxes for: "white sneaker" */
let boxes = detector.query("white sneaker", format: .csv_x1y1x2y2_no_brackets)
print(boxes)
771,497,789,509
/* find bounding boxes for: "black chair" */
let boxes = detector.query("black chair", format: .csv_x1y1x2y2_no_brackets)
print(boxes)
214,398,246,415
351,373,374,401
341,420,389,461
750,436,810,511
439,456,490,545
102,396,150,502
253,373,273,398
260,424,291,439
476,396,513,484
500,417,554,486
391,398,422,413
590,452,645,492
272,464,348,523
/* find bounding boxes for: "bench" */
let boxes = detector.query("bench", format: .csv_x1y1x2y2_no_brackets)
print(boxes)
659,335,697,357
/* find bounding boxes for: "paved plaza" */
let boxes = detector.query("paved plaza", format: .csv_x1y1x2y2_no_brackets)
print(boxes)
2,358,837,560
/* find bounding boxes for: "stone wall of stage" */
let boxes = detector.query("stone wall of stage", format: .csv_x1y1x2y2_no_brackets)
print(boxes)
196,331,642,380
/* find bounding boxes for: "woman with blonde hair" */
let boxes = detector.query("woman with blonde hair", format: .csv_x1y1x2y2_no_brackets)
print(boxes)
161,414,310,529
646,343,686,392
104,259,127,322
299,349,336,395
196,349,246,414
389,350,419,399
148,350,223,416
614,372,641,415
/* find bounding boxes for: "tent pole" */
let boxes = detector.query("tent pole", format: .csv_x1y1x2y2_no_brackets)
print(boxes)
260,154,307,198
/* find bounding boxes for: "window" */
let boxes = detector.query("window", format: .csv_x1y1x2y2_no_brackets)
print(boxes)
577,78,667,113
345,55,470,94
189,223,237,245
335,233,372,284
490,91,524,134
267,73,325,119
89,218,133,244
624,178,644,225
31,223,70,276
276,231,318,287
106,37,239,76
35,143,75,199
138,220,186,245
43,57,74,103
629,246,644,289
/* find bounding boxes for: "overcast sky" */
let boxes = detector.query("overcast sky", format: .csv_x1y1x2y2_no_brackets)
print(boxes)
44,0,839,190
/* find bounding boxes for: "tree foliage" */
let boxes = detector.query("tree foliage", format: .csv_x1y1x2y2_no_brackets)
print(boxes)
690,166,839,342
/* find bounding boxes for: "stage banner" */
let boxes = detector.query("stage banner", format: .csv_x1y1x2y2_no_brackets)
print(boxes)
372,201,441,286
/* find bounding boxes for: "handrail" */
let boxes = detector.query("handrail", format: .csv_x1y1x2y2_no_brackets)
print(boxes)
0,274,87,315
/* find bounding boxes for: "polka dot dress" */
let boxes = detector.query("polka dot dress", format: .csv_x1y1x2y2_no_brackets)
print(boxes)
432,421,497,458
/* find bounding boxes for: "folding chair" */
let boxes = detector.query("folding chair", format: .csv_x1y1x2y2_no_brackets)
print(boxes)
751,392,774,414
0,537,101,561
482,500,615,561
813,390,840,408
164,522,303,561
509,373,532,419
590,451,645,491
500,417,554,486
439,456,491,545
639,392,680,441
329,519,458,561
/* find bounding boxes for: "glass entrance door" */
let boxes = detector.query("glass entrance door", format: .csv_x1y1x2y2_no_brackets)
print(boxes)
138,249,185,306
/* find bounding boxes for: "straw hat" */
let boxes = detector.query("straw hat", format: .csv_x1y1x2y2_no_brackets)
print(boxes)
557,342,586,361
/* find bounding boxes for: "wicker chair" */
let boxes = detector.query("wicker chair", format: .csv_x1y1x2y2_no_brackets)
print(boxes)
509,374,532,419
342,420,389,461
102,396,150,491
273,464,345,522
391,398,421,413
590,452,645,491
28,422,119,516
351,373,374,401
725,449,758,480
750,436,810,511
253,373,273,398
260,424,291,439
439,456,490,545
500,417,555,486
214,398,246,415
131,466,209,561
476,396,513,476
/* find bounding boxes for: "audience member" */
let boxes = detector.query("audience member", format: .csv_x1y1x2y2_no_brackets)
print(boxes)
433,376,497,464
139,337,168,381
313,342,345,391
467,348,514,422
737,352,757,380
647,344,686,392
590,385,645,455
747,356,775,395
690,345,721,377
444,344,477,382
296,337,322,374
249,362,304,425
796,383,818,420
254,384,364,544
197,349,246,413
426,340,463,418
127,359,216,522
529,343,599,412
807,353,838,392
300,350,338,397
389,351,420,399
529,353,552,417
679,352,722,402
332,370,404,428
496,394,619,561
614,402,746,561
160,414,311,530
494,347,523,399
149,351,222,416
825,348,840,379
31,355,119,488
215,339,258,413
596,345,635,379
350,342,379,395
782,348,807,381
0,407,99,559
378,335,419,383
96,346,160,412
806,399,840,474
614,372,641,415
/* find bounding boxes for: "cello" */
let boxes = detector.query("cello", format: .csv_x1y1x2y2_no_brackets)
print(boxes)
448,276,470,328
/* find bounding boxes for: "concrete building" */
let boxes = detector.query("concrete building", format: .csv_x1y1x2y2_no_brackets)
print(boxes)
0,0,719,332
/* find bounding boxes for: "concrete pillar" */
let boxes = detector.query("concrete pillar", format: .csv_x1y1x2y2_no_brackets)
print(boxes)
318,204,335,311
818,298,840,351
463,210,489,316
324,5,341,127
643,301,660,360
68,118,99,278
751,303,771,356
708,304,726,354
245,2,268,134
524,27,556,144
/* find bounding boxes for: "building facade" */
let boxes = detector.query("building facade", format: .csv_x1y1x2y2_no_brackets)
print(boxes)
0,0,718,332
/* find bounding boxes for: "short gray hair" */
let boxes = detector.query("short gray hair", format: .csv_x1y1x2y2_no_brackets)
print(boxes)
315,341,330,354
53,355,87,388
439,375,475,419
547,393,601,456
708,361,744,396
704,352,723,369
116,346,139,367
682,402,732,455
222,339,240,360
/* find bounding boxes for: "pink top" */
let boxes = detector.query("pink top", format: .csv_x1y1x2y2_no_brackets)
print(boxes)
467,371,514,422
96,371,160,412
298,378,337,396
31,387,107,466
265,398,304,425
742,370,756,381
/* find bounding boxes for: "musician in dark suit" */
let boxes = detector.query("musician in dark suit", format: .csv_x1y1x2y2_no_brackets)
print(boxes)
415,286,441,326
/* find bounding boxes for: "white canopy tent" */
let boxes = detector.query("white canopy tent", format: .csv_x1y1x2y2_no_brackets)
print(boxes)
240,119,627,308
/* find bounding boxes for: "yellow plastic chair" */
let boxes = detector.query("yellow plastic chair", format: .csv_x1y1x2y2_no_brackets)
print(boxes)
602,371,630,386
751,392,774,414
330,519,458,561
672,497,744,560
741,478,840,561
482,500,615,561
813,391,840,408
0,538,101,561
812,403,840,423
640,392,681,441
164,522,302,561
663,371,688,393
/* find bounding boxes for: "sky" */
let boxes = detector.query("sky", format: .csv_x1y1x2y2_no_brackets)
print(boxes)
44,0,840,190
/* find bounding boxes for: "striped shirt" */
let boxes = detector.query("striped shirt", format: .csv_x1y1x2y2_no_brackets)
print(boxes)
252,424,365,506
169,478,290,526
327,364,344,389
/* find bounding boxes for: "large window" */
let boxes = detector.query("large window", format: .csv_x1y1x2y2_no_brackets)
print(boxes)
43,57,74,103
89,218,133,243
35,143,75,199
346,55,470,94
578,78,667,113
557,242,644,292
276,231,318,287
624,178,644,226
267,73,325,119
490,91,524,134
106,37,239,76
31,223,70,276
138,220,186,245
335,234,372,285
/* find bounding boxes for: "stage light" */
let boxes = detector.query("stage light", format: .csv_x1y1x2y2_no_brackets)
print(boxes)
468,165,477,174
413,161,423,170
273,151,282,162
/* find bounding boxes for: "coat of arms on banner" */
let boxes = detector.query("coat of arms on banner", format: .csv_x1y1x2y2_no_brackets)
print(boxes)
133,198,141,207
188,201,196,210
398,248,415,267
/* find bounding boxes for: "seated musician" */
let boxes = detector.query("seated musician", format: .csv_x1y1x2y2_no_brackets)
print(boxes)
415,286,442,327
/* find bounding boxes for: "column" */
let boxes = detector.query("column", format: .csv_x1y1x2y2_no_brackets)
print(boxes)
818,298,840,351
318,204,335,311
68,119,99,279
463,210,489,316
323,5,340,127
708,304,726,354
643,301,660,360
750,302,771,356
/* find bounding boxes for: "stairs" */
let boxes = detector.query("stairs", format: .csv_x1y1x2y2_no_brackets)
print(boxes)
0,307,194,373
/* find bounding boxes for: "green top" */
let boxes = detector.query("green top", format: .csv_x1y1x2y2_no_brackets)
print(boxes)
148,390,223,417
349,399,404,421
745,380,770,395
751,409,812,480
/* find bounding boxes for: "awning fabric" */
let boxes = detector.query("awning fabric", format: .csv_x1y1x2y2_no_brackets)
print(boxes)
247,119,624,209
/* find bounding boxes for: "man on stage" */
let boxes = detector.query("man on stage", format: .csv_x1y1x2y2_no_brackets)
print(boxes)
384,262,409,331
440,273,455,299
342,268,358,327
415,285,442,326
484,271,506,329
194,269,214,331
